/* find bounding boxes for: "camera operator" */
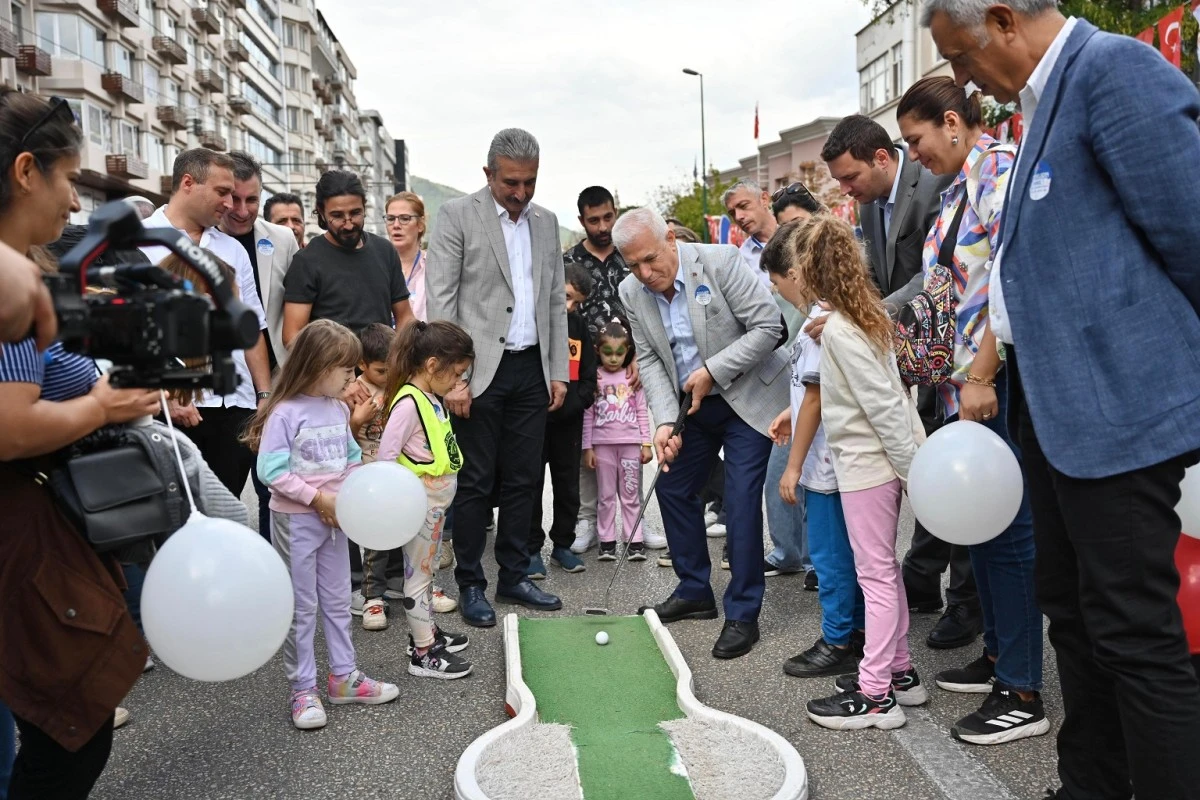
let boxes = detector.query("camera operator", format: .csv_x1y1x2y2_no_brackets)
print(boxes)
0,91,160,799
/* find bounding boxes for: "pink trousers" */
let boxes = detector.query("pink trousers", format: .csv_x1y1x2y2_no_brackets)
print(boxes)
840,479,911,697
594,443,643,544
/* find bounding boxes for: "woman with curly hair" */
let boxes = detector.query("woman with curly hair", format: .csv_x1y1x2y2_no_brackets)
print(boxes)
793,215,927,732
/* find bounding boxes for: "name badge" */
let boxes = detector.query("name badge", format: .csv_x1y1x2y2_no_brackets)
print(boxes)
1029,161,1052,201
256,238,275,256
695,284,712,306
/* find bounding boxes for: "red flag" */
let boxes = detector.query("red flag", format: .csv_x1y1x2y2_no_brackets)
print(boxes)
1159,6,1184,67
1010,113,1024,143
753,103,759,141
1136,27,1155,45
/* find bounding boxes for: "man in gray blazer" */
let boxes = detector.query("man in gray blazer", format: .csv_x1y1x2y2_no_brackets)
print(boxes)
426,128,569,627
616,207,789,660
822,115,980,650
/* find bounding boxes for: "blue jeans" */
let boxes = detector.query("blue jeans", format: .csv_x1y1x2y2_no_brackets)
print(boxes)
806,489,864,646
0,700,13,800
765,443,811,571
950,377,1042,691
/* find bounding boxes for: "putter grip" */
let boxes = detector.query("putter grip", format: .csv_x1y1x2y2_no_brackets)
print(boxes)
669,392,692,436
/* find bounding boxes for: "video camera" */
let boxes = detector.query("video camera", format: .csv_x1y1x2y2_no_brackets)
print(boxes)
48,201,260,394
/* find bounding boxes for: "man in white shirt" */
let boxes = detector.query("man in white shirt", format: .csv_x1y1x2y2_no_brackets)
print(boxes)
141,148,271,496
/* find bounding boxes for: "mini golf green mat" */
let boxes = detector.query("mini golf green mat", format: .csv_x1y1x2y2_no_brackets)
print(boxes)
518,615,695,800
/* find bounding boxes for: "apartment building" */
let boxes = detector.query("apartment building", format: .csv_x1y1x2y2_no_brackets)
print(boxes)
716,116,842,196
357,108,395,236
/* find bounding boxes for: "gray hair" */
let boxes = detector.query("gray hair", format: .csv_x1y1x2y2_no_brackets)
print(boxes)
721,179,764,208
121,195,155,219
612,207,668,252
487,128,540,171
920,0,1057,29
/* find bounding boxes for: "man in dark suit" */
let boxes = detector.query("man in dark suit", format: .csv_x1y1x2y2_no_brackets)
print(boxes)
819,115,980,650
928,1,1200,796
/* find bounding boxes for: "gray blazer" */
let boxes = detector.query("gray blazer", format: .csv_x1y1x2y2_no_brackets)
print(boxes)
254,217,299,365
619,242,789,437
858,149,954,314
426,186,568,395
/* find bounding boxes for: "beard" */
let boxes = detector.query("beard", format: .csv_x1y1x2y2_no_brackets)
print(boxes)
587,231,612,249
332,226,363,249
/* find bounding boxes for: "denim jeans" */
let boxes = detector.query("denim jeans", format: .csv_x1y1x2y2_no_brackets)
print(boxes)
0,700,14,800
950,376,1042,692
765,443,811,571
806,489,864,646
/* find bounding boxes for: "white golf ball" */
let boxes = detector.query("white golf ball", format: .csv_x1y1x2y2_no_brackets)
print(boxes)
595,631,609,645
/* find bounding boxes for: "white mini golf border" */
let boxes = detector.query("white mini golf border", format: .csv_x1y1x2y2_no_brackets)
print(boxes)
453,612,809,800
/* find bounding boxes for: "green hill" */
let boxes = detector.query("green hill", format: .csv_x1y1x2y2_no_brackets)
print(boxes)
410,175,581,248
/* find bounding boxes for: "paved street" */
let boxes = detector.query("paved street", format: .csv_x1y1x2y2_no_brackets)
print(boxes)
93,470,1061,800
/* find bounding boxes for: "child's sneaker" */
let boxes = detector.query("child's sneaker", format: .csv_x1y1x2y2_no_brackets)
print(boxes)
113,706,130,729
362,598,388,631
807,688,906,730
935,649,996,693
431,586,457,613
290,688,327,730
350,589,366,617
409,642,473,680
597,541,617,561
438,544,455,571
406,626,469,656
327,670,400,705
835,667,929,707
570,519,597,553
626,542,647,561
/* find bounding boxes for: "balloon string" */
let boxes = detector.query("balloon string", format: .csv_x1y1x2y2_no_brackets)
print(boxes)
159,391,199,515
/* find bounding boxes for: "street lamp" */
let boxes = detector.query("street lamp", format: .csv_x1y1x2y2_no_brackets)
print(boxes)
682,68,709,242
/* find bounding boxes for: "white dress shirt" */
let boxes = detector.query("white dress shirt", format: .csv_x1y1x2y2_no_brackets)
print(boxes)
738,235,773,289
495,198,537,351
141,206,267,409
879,158,904,236
990,16,1078,344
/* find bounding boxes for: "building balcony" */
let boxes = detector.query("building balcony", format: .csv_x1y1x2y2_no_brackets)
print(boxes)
312,76,331,102
330,107,345,125
224,39,249,62
191,7,221,35
229,0,247,7
332,147,347,164
98,0,139,27
17,45,51,77
101,73,145,104
195,69,224,94
106,153,149,180
0,25,18,59
159,175,174,196
227,95,252,115
157,105,188,129
313,115,328,134
328,75,343,94
199,129,227,151
358,138,372,154
152,35,187,65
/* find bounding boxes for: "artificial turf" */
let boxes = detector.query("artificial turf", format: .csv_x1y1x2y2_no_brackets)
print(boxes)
518,615,695,800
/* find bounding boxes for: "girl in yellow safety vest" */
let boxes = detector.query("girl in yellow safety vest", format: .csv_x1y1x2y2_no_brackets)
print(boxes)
377,320,476,679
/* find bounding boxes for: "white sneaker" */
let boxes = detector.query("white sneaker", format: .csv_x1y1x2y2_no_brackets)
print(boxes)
350,589,366,616
570,520,597,554
362,598,388,631
431,586,457,613
704,509,719,527
290,689,327,730
114,707,130,729
642,531,668,550
143,655,155,672
707,522,727,538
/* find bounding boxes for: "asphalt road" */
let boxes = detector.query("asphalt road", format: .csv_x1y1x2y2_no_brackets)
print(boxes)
92,470,1061,800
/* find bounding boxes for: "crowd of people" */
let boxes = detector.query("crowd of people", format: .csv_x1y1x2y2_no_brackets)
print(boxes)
0,0,1199,798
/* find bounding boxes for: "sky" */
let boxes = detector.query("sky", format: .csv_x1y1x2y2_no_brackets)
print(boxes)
319,0,873,226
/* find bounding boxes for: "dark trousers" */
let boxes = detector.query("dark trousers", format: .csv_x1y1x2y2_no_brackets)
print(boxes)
360,547,405,600
699,457,725,508
251,468,271,541
901,384,979,609
655,396,771,622
1010,351,1200,800
452,348,548,591
8,714,113,800
180,406,254,497
529,414,583,554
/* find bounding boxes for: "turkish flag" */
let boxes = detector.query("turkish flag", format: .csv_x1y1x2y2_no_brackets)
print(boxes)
1136,27,1155,45
1159,6,1184,67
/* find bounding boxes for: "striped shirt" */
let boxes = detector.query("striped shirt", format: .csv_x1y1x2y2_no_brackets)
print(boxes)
0,338,98,401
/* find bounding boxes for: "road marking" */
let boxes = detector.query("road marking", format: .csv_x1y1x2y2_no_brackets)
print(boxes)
890,708,1019,800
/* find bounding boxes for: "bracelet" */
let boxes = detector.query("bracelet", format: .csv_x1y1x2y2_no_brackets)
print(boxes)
964,373,996,388
256,391,272,400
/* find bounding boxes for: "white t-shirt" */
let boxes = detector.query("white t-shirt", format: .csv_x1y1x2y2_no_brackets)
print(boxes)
789,304,838,493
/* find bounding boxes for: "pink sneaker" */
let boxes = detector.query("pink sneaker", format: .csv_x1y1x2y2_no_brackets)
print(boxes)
291,688,327,730
326,670,399,705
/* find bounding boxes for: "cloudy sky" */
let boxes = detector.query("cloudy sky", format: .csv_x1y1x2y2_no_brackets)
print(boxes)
320,1,873,226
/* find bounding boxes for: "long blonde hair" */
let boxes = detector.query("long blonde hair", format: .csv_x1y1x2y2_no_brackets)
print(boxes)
793,215,894,354
241,320,362,451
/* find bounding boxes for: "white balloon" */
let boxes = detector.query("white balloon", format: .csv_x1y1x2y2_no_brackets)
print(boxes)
142,514,293,682
908,420,1024,546
335,461,427,550
1179,466,1200,540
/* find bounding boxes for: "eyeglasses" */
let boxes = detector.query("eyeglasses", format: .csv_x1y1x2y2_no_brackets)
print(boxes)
17,96,74,153
385,214,421,225
771,182,815,204
326,209,365,223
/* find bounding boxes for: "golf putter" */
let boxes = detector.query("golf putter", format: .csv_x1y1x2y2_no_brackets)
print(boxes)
585,391,693,616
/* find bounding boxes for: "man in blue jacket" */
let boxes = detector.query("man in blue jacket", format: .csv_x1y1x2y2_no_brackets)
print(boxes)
926,2,1200,798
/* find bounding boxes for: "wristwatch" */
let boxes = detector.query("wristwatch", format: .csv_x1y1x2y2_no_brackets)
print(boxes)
256,391,271,401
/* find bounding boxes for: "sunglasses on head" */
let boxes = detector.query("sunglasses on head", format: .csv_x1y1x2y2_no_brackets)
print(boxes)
17,96,74,153
771,182,815,204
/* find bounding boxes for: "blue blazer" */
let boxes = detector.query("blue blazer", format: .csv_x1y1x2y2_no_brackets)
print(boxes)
1000,20,1200,478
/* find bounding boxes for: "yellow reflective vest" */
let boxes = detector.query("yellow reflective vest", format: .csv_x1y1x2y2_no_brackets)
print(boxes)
388,384,463,477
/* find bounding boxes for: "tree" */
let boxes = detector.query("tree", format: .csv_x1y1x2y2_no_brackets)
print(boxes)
652,172,735,241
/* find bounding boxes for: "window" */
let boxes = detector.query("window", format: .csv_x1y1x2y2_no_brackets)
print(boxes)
287,106,300,130
283,21,296,48
145,133,164,174
10,2,24,41
139,0,152,26
118,120,139,156
35,13,103,66
142,60,157,95
240,29,278,77
859,55,888,114
162,78,180,105
111,44,133,79
159,11,176,39
246,0,277,32
284,64,298,89
184,33,196,67
86,103,103,145
245,131,281,166
298,28,309,52
242,77,281,123
288,148,301,170
303,109,312,134
891,44,904,102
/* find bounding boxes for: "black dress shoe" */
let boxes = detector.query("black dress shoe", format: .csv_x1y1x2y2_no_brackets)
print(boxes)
783,636,860,677
712,620,760,659
495,579,563,611
903,569,944,613
638,595,718,623
926,602,982,649
459,586,496,628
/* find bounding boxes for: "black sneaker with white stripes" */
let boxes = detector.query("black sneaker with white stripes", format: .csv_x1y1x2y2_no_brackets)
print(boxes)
406,626,469,657
936,649,996,693
835,667,929,707
408,641,473,680
950,684,1050,745
806,688,906,730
